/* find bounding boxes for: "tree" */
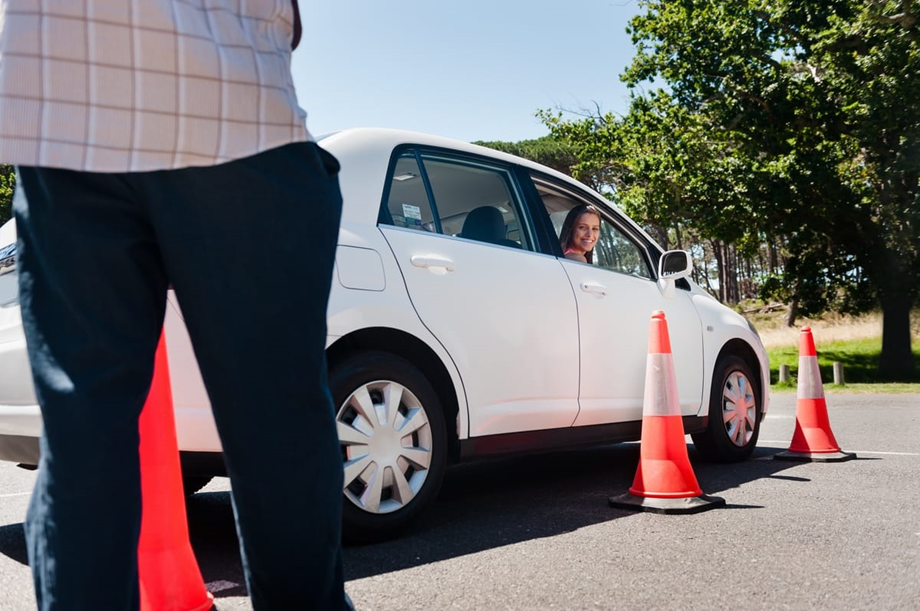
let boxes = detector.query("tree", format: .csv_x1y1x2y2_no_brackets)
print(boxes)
543,0,919,380
474,136,583,182
0,164,13,224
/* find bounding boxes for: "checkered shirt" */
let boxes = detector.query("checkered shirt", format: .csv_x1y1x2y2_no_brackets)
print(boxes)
0,0,310,173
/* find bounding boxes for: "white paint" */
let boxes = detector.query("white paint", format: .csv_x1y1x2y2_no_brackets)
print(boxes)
206,580,240,593
761,441,919,457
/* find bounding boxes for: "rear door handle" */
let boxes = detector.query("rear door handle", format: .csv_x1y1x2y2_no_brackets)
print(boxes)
410,255,455,272
580,281,607,296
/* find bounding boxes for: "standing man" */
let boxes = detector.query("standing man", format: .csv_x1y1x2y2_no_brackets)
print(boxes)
0,1,349,609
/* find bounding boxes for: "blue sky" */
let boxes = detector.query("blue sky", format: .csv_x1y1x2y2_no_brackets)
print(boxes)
294,1,644,143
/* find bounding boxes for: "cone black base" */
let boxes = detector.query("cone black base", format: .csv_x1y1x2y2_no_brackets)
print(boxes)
773,450,856,463
609,493,726,514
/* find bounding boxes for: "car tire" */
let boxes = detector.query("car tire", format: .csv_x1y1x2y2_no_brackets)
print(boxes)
691,354,761,462
329,351,448,543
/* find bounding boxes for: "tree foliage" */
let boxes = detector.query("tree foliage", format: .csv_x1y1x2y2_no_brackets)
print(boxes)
541,0,919,380
0,165,13,224
474,136,582,180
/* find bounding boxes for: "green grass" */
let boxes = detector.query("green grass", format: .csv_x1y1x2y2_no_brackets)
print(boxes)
770,381,920,393
766,336,920,391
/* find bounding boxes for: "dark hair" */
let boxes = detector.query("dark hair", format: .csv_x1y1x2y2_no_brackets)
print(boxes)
559,204,601,264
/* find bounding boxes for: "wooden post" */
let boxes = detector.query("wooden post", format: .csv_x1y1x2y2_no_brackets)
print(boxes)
779,364,790,384
833,362,845,385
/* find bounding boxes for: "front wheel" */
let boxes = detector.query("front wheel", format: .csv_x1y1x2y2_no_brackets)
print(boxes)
691,354,761,462
330,351,448,543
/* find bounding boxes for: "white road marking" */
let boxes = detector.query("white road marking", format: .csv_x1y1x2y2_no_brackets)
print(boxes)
844,450,920,456
0,492,30,499
206,580,240,593
759,441,919,456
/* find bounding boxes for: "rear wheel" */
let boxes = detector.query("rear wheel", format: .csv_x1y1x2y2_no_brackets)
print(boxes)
330,351,447,543
692,354,761,462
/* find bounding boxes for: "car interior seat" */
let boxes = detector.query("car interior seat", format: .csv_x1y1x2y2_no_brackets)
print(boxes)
459,206,520,248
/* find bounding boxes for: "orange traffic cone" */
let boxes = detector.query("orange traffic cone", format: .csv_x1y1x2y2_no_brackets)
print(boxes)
609,311,725,514
774,327,855,463
138,332,215,611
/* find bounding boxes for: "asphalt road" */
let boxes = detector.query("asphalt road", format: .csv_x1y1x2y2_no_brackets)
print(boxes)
1,393,918,610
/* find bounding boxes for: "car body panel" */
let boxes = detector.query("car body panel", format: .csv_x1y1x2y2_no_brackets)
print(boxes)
382,226,580,436
564,259,704,425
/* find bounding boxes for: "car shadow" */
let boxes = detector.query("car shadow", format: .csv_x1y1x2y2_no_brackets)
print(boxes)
0,442,812,591
340,442,802,580
0,522,27,565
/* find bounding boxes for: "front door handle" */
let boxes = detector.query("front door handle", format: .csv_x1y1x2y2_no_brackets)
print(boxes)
410,255,455,273
580,281,608,296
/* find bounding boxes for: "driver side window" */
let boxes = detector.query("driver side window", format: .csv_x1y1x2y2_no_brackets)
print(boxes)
536,178,652,279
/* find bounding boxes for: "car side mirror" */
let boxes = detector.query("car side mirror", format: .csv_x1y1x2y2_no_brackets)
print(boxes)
657,250,692,299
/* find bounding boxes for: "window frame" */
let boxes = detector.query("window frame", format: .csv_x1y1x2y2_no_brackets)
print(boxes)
378,144,540,252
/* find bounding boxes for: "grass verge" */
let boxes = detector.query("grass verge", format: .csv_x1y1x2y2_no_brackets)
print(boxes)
741,309,920,393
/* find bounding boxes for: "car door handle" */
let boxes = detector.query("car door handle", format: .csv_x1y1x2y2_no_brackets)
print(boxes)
580,281,608,296
410,255,455,272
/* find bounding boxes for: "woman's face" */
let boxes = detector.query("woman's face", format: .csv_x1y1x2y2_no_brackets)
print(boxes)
569,212,600,255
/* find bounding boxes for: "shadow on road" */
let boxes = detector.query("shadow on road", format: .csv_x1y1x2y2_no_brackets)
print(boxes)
0,442,808,590
342,442,803,580
0,522,27,565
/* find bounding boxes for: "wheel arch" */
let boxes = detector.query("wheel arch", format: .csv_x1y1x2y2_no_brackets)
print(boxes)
326,327,462,459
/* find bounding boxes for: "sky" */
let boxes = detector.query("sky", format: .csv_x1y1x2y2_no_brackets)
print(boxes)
293,1,645,144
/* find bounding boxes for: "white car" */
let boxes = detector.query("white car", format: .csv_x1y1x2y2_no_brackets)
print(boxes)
0,128,769,541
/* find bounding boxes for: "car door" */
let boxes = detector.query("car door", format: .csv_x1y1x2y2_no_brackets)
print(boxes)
379,148,580,437
532,176,704,426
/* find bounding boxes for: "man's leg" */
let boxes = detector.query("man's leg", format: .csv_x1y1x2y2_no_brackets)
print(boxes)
14,168,169,610
137,142,345,609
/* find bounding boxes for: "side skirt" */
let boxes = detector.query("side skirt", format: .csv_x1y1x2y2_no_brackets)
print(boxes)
457,416,708,460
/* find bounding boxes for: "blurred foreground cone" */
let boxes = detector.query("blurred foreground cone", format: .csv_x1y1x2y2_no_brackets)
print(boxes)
774,327,855,463
138,333,214,611
609,311,725,514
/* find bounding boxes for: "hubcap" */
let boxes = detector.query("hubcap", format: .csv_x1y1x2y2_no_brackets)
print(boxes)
336,380,433,514
722,371,756,447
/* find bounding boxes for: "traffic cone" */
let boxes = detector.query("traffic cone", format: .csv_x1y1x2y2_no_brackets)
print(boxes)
609,311,725,514
774,327,855,463
138,332,215,611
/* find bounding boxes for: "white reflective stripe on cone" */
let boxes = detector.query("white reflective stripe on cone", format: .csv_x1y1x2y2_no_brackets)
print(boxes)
797,356,825,400
642,353,681,416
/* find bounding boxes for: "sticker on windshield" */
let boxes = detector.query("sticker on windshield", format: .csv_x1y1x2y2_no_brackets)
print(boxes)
402,204,423,226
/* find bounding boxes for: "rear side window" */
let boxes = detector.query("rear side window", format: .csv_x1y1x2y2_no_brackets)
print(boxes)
381,149,534,251
384,152,436,232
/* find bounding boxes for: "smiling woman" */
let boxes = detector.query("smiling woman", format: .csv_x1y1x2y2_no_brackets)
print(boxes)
559,204,601,264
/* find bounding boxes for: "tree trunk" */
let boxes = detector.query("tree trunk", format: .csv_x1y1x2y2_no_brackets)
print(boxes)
711,240,725,303
878,293,916,381
784,298,798,328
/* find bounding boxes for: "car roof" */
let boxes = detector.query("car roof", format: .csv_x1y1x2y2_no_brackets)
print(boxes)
317,127,657,251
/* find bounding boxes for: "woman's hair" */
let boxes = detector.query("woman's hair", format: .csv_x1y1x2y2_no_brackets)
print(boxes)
559,204,601,264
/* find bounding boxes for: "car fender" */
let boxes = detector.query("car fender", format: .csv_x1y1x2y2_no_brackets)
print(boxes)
689,288,771,417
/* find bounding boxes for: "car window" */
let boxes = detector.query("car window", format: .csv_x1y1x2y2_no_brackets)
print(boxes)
593,220,652,278
381,149,533,251
535,178,652,279
383,152,438,232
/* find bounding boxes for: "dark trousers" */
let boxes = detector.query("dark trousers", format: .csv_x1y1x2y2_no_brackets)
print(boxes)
14,142,345,610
